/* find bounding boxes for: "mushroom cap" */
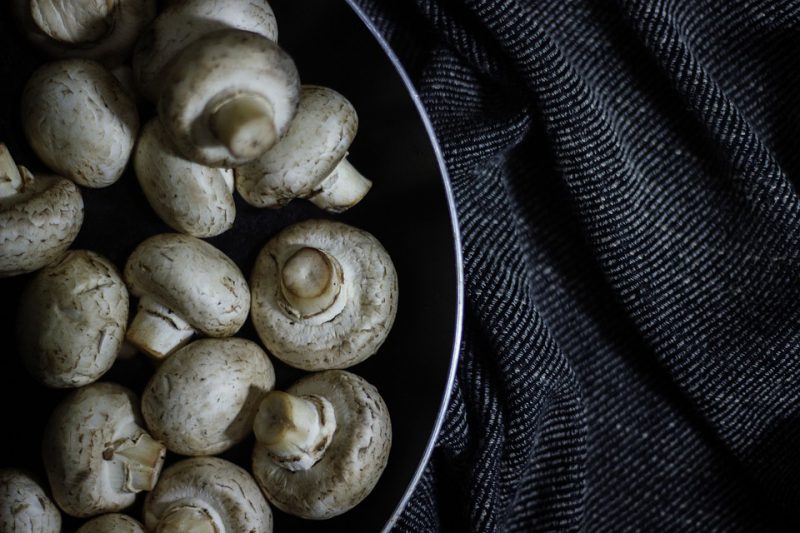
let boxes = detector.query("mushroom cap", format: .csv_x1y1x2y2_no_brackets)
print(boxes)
124,233,250,337
0,469,61,532
22,59,139,188
0,174,83,277
145,457,272,533
12,0,156,64
251,220,398,370
252,370,391,519
142,338,275,456
133,0,278,102
236,85,358,208
134,119,235,238
42,382,165,517
77,513,145,533
159,29,300,167
17,250,129,388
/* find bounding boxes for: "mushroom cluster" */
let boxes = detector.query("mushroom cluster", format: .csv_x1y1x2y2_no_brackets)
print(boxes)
5,0,399,529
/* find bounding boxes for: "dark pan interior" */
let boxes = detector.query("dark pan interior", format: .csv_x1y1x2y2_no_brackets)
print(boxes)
0,1,460,531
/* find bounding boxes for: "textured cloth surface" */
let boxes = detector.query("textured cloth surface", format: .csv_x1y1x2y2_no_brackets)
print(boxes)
353,0,800,531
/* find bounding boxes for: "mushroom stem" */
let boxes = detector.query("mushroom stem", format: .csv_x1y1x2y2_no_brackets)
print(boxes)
157,501,223,533
254,390,336,472
209,94,277,160
0,144,23,198
279,247,347,324
126,295,196,359
309,158,372,213
104,430,166,493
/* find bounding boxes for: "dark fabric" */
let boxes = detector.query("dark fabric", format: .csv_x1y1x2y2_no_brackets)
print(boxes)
352,0,800,530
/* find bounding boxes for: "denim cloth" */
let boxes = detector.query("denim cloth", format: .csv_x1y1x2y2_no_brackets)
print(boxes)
354,0,800,530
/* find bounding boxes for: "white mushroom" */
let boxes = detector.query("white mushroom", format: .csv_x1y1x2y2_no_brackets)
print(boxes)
22,59,139,188
124,233,250,359
133,0,278,102
250,219,398,370
0,469,61,532
237,85,372,212
17,250,129,388
12,0,156,64
252,370,391,519
158,29,300,167
144,457,272,533
0,144,83,277
134,119,235,238
77,513,145,533
42,382,166,518
142,338,275,456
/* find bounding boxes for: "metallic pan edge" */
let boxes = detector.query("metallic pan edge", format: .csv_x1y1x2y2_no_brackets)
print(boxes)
341,2,466,530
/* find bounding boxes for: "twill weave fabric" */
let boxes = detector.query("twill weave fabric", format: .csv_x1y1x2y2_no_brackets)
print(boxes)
354,0,800,531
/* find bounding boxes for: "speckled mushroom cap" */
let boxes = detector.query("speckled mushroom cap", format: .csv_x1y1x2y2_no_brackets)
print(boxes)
124,233,250,359
252,370,391,520
17,250,129,388
22,59,139,188
76,513,145,533
142,338,275,456
144,457,273,533
12,0,156,64
0,156,83,277
42,383,167,518
133,0,278,102
159,29,300,167
0,469,61,532
251,219,398,370
134,118,236,238
236,85,364,208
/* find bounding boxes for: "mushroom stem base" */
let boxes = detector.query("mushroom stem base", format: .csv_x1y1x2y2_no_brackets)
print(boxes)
309,158,372,213
210,94,277,162
126,296,195,360
105,430,166,493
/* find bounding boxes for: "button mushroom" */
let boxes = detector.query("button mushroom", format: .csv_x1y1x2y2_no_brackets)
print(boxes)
42,382,167,518
142,338,275,456
0,469,61,532
0,144,83,277
144,457,272,533
158,29,300,167
132,0,278,103
17,250,129,388
123,233,250,359
237,85,372,212
134,119,236,238
12,0,156,64
77,514,145,533
22,59,139,188
252,370,391,519
250,219,398,370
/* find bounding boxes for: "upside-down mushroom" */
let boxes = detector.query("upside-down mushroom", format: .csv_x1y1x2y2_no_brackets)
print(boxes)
252,370,391,519
250,219,398,370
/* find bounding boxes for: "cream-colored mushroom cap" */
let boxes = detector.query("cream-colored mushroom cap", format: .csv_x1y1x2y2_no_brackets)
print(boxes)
22,59,139,188
18,250,129,388
133,0,278,102
12,0,156,64
134,119,236,238
124,233,250,359
0,469,61,532
0,145,83,277
236,85,371,212
251,219,398,370
159,29,300,167
142,338,275,456
77,513,145,533
252,370,391,519
43,383,167,518
145,457,273,533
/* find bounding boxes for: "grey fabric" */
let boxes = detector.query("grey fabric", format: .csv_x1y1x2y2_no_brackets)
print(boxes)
355,0,800,530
